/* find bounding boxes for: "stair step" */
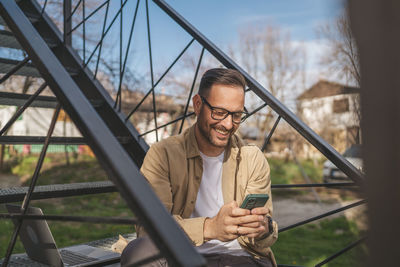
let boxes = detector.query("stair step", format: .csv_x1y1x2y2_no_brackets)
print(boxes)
12,0,149,166
0,91,105,109
24,11,40,24
65,66,80,76
91,99,105,108
0,30,22,49
0,181,117,204
44,37,60,49
0,57,40,77
0,136,86,145
116,136,133,144
0,1,199,265
0,91,57,108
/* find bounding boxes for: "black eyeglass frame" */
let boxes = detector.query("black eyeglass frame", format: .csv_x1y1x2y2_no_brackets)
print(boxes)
200,95,248,124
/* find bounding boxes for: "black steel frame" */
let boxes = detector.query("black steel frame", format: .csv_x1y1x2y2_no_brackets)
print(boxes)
153,0,364,186
0,0,369,266
0,0,205,266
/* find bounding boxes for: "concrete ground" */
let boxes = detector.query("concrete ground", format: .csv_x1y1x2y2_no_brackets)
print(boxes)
0,173,20,188
273,195,367,230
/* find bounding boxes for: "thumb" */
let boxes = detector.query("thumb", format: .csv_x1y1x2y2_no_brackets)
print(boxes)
230,201,239,208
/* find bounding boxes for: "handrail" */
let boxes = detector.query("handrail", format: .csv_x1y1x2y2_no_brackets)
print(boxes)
0,0,206,265
152,0,364,186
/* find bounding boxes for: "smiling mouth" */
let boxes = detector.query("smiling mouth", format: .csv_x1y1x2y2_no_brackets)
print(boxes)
214,127,229,136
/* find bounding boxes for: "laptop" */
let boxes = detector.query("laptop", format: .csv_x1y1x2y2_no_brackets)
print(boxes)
6,204,121,267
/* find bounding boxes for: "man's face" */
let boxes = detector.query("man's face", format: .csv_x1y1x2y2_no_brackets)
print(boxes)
195,84,245,149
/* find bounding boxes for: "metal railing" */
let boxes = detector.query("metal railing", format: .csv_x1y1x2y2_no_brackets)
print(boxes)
0,0,367,266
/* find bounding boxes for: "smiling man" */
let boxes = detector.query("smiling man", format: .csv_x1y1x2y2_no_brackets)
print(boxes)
121,68,278,267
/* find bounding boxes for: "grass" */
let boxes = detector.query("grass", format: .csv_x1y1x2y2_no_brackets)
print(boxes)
0,154,366,265
267,157,362,201
273,217,367,267
268,157,323,185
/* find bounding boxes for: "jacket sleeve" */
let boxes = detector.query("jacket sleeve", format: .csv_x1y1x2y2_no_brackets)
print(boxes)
238,148,278,257
138,143,207,246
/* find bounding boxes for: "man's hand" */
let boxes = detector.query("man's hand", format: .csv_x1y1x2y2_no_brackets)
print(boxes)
203,201,266,242
242,206,271,239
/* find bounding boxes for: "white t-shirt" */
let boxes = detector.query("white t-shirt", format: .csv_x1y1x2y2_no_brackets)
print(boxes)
191,151,249,256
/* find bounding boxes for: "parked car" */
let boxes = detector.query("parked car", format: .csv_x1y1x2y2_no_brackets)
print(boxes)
323,145,363,183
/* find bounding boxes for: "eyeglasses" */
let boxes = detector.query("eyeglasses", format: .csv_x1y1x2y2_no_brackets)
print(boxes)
200,96,248,124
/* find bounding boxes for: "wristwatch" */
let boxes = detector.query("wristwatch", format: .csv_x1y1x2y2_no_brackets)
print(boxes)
256,216,274,240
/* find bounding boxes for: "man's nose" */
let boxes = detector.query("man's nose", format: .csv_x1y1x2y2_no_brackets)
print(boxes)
220,114,234,130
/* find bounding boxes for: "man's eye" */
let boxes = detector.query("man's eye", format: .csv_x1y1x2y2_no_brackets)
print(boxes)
233,113,242,119
214,110,227,116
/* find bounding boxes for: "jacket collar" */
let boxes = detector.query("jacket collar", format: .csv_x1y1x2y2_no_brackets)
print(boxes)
185,124,201,159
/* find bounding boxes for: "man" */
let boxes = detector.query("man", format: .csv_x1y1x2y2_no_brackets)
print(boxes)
121,68,278,266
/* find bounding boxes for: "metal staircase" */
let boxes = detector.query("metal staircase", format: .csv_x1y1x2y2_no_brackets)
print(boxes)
0,0,367,266
0,0,204,266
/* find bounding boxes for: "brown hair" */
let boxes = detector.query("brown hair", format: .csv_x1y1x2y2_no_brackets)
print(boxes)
198,68,246,97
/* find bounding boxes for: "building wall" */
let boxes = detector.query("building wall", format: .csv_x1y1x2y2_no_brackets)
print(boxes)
298,93,359,133
297,93,360,157
0,106,81,137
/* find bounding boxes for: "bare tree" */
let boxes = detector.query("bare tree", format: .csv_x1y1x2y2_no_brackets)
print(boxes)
317,11,361,138
163,51,221,96
316,12,360,86
231,25,307,136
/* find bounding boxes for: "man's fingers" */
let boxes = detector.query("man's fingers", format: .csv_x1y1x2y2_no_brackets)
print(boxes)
238,225,265,236
228,225,239,235
239,221,262,228
251,207,269,215
231,201,239,208
231,214,263,225
231,207,251,217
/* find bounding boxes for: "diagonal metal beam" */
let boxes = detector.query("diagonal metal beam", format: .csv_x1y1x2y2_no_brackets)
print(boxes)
179,47,204,133
0,1,205,266
314,236,366,267
0,57,39,78
153,0,364,186
2,105,61,267
0,82,47,136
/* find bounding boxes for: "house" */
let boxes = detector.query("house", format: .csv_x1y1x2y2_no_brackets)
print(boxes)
297,80,360,155
0,88,189,149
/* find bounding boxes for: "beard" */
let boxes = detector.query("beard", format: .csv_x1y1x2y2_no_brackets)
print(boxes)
197,110,234,148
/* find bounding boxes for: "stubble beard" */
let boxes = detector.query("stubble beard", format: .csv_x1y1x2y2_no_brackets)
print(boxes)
198,119,232,148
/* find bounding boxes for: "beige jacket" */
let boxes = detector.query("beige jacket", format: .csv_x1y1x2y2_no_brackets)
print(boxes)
139,125,278,266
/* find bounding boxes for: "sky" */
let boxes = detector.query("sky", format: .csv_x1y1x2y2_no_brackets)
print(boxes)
163,0,344,44
103,0,346,93
158,0,346,87
0,0,346,103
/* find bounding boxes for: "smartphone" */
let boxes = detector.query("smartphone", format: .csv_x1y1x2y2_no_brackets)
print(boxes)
240,194,269,210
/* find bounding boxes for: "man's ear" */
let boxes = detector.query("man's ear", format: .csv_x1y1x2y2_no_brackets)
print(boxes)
192,94,202,115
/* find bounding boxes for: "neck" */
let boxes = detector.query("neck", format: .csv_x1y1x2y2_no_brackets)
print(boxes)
194,123,225,157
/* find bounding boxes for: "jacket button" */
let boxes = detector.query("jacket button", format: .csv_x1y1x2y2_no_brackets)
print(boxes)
190,200,194,204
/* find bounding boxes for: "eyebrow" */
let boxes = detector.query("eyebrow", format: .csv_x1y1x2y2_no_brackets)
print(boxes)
204,98,245,113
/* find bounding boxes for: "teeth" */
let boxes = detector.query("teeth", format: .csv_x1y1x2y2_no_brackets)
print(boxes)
215,128,228,135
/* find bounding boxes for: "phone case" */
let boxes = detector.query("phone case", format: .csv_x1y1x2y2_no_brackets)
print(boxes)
240,194,269,210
